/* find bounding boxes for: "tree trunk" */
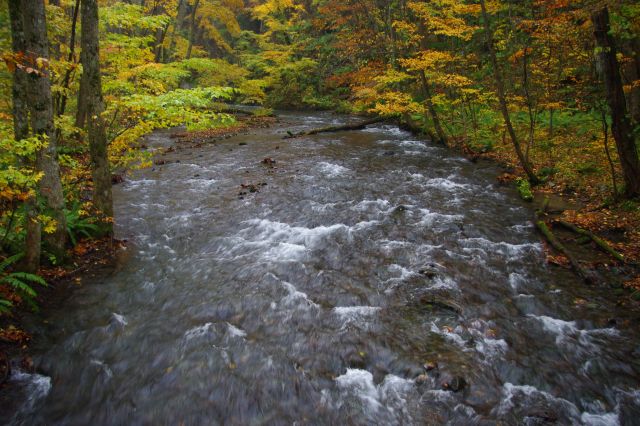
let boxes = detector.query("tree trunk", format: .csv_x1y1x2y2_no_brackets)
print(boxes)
80,0,114,230
168,0,186,61
283,117,386,139
186,0,200,59
479,0,539,184
154,22,171,63
592,7,640,198
419,70,447,145
621,37,640,126
602,110,619,197
22,0,68,262
56,0,81,117
8,0,40,273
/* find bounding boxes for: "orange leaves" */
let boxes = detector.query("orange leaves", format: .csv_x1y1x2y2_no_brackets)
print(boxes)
624,276,640,292
2,52,50,78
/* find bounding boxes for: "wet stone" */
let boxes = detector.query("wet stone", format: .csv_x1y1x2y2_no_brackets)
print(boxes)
442,376,467,393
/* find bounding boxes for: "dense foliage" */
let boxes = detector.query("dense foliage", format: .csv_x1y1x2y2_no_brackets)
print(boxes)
0,0,639,314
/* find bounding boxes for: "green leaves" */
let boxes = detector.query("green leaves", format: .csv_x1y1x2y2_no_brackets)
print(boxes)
0,253,47,315
516,178,534,202
101,4,170,33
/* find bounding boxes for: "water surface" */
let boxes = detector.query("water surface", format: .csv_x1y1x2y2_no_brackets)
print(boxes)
5,112,640,425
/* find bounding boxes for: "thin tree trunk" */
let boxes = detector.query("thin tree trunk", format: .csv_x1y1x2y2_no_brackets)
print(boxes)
8,0,40,273
168,0,186,61
186,0,200,59
75,72,88,128
592,7,640,198
622,37,640,126
80,0,114,230
154,22,170,63
22,0,68,261
56,0,81,117
602,110,619,198
479,0,539,184
523,43,536,162
419,70,447,145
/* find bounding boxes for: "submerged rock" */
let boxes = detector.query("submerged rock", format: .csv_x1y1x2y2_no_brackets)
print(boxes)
423,361,438,372
442,375,467,393
0,351,9,384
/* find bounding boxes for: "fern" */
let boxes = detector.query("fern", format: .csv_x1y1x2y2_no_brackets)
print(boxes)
0,253,47,314
0,299,12,315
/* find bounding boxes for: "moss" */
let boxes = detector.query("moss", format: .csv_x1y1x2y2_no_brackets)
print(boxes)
516,178,534,202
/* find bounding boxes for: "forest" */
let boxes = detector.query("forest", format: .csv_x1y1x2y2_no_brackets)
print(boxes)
0,0,640,423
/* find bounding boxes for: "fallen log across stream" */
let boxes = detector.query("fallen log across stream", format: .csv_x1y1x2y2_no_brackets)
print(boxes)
535,219,597,284
534,198,597,284
555,220,625,263
283,117,386,139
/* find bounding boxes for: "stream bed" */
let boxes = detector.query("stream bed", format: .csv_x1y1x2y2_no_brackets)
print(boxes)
3,112,640,425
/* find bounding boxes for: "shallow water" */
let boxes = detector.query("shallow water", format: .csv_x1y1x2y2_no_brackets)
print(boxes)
4,112,640,425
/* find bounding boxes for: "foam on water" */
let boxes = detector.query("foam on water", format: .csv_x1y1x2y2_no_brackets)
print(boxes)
496,383,625,425
530,315,620,351
309,201,339,213
460,237,542,259
226,323,247,338
109,313,128,331
281,280,319,308
317,162,351,177
334,306,381,329
399,140,427,150
218,219,358,262
362,125,409,137
509,272,528,292
430,322,467,347
8,370,52,423
417,208,463,227
335,369,382,412
240,219,350,247
184,322,214,340
423,177,472,192
332,369,415,422
352,199,392,213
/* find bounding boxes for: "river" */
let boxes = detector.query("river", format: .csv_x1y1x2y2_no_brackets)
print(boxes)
3,112,640,425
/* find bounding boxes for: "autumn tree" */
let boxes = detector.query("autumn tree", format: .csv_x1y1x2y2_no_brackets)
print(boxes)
185,0,242,59
479,0,539,184
7,0,40,272
80,0,114,227
15,0,68,263
592,6,640,198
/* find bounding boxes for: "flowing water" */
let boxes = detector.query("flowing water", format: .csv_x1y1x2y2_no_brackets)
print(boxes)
4,112,640,425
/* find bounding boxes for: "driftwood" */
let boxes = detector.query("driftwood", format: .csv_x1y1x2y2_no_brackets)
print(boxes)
219,107,254,116
535,219,596,284
555,220,625,262
535,198,595,283
283,117,386,139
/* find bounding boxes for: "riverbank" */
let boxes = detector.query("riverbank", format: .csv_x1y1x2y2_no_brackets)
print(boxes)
395,113,640,298
0,114,279,382
0,237,122,383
